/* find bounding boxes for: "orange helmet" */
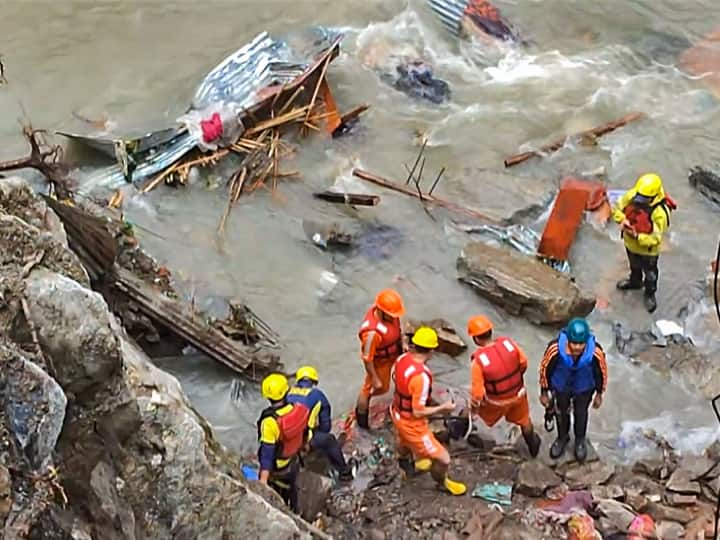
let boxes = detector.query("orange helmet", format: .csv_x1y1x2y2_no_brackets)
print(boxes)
467,315,493,337
374,289,405,318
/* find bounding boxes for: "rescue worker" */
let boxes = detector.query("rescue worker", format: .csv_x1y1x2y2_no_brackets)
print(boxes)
287,366,356,480
391,327,467,496
538,318,608,463
355,289,406,430
257,373,311,512
467,315,541,458
612,173,677,313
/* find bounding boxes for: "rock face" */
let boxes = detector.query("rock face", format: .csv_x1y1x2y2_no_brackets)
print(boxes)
0,177,311,539
516,461,561,496
457,242,596,325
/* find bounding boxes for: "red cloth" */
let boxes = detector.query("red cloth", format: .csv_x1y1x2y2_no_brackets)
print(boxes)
200,112,223,143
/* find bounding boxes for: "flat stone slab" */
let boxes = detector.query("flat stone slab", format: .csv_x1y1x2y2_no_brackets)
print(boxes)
452,170,556,225
516,461,562,497
458,242,596,325
563,461,615,488
405,318,467,357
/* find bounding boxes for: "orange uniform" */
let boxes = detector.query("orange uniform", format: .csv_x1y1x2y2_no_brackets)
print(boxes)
471,337,531,428
358,307,403,399
391,353,448,461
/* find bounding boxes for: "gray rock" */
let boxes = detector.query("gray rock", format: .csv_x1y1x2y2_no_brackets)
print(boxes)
666,492,697,506
563,461,615,488
457,242,595,325
0,343,67,470
0,176,68,247
624,489,649,513
590,484,623,500
0,465,10,521
632,457,674,480
516,461,561,496
655,520,685,540
594,499,636,534
297,470,333,522
666,468,701,495
646,502,693,524
677,455,716,480
23,270,120,399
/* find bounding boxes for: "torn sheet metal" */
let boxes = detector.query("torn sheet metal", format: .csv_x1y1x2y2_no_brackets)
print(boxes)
66,30,342,192
427,0,517,42
537,184,590,263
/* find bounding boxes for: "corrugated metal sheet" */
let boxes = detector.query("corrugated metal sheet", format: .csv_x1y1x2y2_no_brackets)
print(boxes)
427,0,468,36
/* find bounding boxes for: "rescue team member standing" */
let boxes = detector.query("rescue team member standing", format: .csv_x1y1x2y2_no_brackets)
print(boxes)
355,289,406,430
467,315,541,457
539,318,608,463
257,374,310,512
612,173,676,313
287,366,356,480
391,327,467,496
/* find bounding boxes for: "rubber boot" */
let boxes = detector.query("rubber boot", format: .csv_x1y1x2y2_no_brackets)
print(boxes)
644,291,657,313
522,430,542,458
339,458,358,482
574,438,588,463
550,412,570,459
616,278,643,290
355,407,369,430
443,477,467,496
415,458,432,473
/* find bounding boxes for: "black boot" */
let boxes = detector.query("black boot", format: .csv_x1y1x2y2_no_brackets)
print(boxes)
398,457,415,477
616,278,643,290
550,437,569,459
574,438,588,463
644,291,657,313
355,408,369,430
522,430,541,458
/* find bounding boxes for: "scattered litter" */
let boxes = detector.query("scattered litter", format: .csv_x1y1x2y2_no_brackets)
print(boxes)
567,514,601,540
316,271,339,298
471,482,513,505
242,463,259,481
627,514,655,539
655,319,684,338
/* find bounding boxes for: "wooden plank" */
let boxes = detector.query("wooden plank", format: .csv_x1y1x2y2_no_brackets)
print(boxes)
113,267,281,379
504,112,645,168
313,190,380,206
352,168,501,224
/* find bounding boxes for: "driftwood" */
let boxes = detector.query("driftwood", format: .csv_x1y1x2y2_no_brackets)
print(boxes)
313,190,380,206
352,169,500,224
504,112,645,168
113,268,280,379
0,127,74,198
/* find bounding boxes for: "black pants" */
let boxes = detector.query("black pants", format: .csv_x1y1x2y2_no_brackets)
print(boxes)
270,459,300,512
555,390,594,442
626,249,659,294
310,431,349,473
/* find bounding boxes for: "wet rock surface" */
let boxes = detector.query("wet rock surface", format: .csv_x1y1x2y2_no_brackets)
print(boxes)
458,242,596,325
0,177,314,539
404,318,467,357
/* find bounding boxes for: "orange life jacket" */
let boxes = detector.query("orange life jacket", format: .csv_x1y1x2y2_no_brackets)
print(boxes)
623,195,677,234
392,352,432,419
358,307,402,362
256,403,310,460
471,337,525,401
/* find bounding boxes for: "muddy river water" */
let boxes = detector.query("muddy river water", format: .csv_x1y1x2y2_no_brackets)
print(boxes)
3,0,720,461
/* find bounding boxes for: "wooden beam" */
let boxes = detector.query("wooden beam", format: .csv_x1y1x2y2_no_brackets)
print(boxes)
352,169,501,224
504,112,645,168
313,190,380,206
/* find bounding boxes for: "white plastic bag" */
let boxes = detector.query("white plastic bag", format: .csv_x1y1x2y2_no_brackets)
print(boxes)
177,102,244,152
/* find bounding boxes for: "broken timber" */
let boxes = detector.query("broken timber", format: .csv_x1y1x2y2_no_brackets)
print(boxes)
113,268,280,379
504,112,645,168
313,190,380,206
352,169,501,224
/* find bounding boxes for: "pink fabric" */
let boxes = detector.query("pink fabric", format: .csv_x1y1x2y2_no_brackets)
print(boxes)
200,112,223,143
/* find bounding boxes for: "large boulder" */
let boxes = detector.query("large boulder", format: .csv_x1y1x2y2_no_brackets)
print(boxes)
457,242,596,325
23,269,120,401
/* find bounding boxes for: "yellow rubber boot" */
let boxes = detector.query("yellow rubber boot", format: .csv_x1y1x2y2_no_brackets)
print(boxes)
443,477,467,496
414,459,432,473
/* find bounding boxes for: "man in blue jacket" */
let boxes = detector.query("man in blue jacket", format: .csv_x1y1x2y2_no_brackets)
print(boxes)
538,318,608,463
287,366,356,480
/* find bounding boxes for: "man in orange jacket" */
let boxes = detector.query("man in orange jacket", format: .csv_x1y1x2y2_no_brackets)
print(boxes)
355,289,407,429
391,327,467,495
466,315,541,457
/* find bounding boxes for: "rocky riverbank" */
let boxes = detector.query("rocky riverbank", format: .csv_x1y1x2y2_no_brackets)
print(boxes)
0,177,318,539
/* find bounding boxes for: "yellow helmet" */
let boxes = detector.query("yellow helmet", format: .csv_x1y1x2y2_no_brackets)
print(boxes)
261,373,289,401
635,173,663,198
296,365,319,383
412,327,439,349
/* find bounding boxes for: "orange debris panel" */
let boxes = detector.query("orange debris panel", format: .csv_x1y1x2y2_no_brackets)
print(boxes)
537,177,607,262
319,79,342,134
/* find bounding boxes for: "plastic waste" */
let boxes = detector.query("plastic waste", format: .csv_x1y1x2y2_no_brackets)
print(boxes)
628,514,655,539
316,271,339,297
471,482,512,505
177,102,245,152
241,463,259,481
567,514,600,540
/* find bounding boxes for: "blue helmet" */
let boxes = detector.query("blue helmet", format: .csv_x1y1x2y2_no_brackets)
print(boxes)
565,318,590,344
